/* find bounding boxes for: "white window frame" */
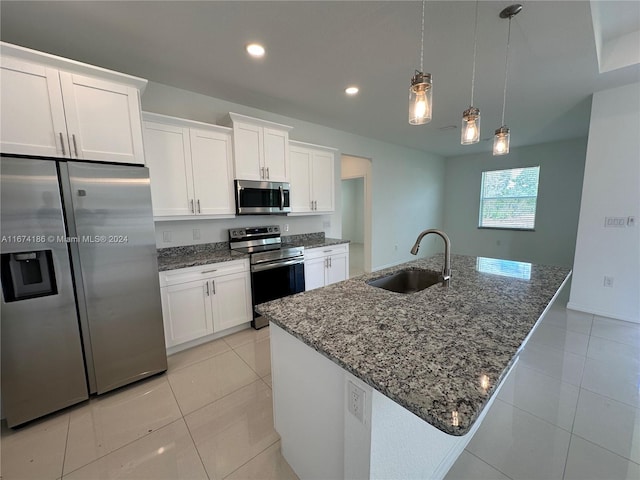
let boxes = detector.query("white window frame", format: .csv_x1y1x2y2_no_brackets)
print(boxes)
478,166,540,231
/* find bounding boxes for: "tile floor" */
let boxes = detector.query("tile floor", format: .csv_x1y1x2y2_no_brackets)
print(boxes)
2,291,639,479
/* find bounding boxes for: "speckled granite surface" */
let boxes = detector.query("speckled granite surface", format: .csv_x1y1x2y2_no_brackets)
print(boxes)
157,242,248,271
256,253,571,436
282,232,349,249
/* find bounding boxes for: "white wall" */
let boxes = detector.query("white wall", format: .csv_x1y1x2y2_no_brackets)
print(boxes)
341,178,364,243
569,83,640,323
442,138,588,267
143,82,445,270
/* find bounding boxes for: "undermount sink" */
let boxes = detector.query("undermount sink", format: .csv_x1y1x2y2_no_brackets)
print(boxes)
366,269,444,294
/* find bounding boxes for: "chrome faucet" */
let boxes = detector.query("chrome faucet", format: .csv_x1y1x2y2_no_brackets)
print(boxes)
410,229,452,281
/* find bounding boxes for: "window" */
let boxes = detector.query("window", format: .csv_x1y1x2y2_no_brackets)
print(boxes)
479,166,540,230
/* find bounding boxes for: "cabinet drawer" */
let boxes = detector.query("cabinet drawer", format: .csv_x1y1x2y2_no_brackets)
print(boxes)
159,259,248,287
304,243,349,261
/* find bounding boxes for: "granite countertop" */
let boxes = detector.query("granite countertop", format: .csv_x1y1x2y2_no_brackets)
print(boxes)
256,253,571,436
283,237,350,249
157,242,248,271
156,233,348,272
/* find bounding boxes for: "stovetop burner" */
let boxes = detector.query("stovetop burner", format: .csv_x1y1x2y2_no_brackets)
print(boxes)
229,225,304,264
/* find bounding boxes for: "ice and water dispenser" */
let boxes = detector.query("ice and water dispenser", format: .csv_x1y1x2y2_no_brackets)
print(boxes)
1,250,58,302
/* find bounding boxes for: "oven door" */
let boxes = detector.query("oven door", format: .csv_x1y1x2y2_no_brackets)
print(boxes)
235,179,291,215
250,259,305,328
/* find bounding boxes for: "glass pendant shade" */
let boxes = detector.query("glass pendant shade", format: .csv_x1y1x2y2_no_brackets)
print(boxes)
493,126,510,155
409,71,432,125
461,107,481,144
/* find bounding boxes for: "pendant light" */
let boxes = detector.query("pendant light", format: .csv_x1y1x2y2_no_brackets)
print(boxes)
493,4,522,155
461,0,481,145
409,0,432,125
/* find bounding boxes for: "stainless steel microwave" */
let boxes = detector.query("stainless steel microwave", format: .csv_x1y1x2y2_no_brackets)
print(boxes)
235,179,291,215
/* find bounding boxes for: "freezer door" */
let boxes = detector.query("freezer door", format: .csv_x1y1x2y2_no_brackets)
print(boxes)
67,162,167,393
0,157,88,428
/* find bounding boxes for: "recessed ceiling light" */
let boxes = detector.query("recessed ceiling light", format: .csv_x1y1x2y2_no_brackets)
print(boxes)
246,43,265,58
345,86,359,95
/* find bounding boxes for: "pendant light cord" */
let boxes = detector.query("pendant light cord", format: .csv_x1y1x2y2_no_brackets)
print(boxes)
470,0,479,106
419,0,425,72
500,15,513,126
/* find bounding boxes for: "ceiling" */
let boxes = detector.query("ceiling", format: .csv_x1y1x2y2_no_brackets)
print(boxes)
1,1,639,157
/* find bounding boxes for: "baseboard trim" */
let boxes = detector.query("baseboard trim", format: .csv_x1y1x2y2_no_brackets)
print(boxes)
567,302,639,324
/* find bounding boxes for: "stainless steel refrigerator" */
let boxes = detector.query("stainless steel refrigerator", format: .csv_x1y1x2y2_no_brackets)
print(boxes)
0,156,167,428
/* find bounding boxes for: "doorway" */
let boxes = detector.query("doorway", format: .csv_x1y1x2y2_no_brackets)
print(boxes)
341,155,372,276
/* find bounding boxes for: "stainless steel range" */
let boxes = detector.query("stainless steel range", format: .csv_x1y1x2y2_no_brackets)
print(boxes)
229,226,305,329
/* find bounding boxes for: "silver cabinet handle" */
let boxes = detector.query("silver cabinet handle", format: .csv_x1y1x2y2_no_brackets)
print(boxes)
201,269,217,274
197,199,201,213
206,281,210,296
190,199,195,213
59,132,66,156
260,167,265,179
330,257,332,268
212,280,216,295
266,167,270,179
72,134,79,157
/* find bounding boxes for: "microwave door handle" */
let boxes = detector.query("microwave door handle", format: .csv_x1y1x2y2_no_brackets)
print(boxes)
279,185,284,210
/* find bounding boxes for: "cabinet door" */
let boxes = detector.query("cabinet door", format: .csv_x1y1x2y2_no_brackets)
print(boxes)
143,121,194,216
304,257,327,291
289,146,312,212
326,253,349,285
233,122,263,180
0,57,68,157
161,280,212,347
59,72,145,164
190,128,234,215
211,272,252,332
263,127,289,181
311,151,335,212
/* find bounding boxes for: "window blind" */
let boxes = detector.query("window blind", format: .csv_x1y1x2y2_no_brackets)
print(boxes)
479,166,540,230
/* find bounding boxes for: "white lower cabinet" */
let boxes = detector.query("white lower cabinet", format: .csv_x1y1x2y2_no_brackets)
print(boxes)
159,259,251,348
304,244,349,291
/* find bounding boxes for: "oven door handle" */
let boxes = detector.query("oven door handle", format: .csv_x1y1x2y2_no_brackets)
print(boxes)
251,258,303,273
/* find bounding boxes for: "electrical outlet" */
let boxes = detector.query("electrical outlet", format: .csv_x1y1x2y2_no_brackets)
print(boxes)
604,217,626,228
347,381,365,424
193,229,200,240
162,231,172,242
628,216,636,227
284,224,289,232
604,276,614,288
323,220,331,229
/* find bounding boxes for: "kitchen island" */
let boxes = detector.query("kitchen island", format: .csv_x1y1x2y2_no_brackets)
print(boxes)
257,253,571,479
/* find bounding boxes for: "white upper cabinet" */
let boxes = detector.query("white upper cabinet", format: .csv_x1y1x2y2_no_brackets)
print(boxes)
142,112,234,219
289,141,336,214
142,120,193,216
0,43,146,164
0,57,67,157
190,128,234,216
58,72,144,164
225,112,293,182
